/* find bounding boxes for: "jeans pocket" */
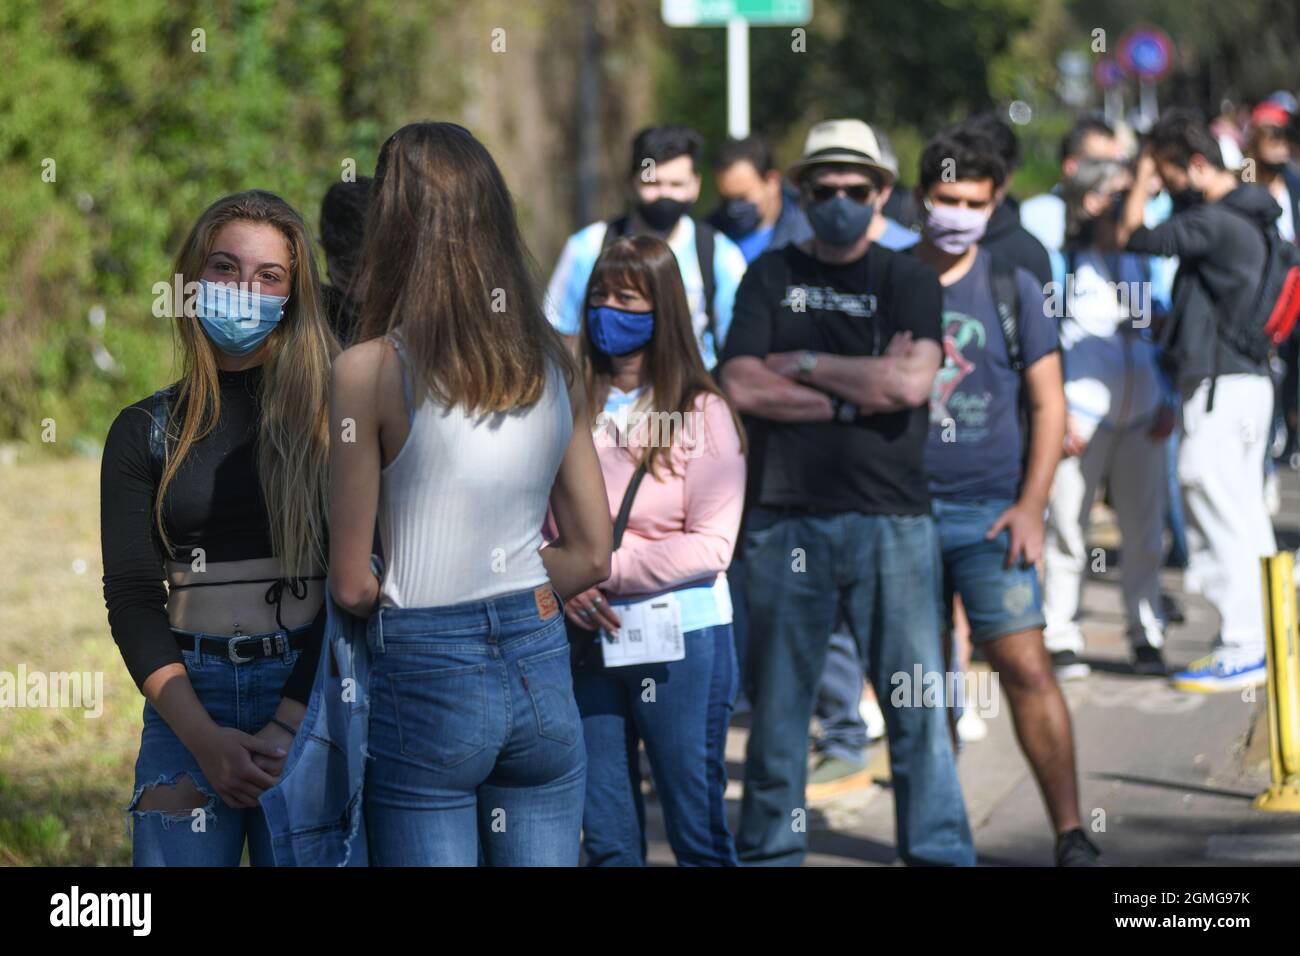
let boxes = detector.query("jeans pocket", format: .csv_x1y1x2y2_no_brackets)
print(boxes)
388,663,488,768
517,643,580,746
743,510,788,561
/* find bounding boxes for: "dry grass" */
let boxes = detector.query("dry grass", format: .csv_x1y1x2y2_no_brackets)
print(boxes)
0,456,137,865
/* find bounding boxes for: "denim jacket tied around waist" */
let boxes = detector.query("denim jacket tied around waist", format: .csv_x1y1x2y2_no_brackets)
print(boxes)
258,593,371,866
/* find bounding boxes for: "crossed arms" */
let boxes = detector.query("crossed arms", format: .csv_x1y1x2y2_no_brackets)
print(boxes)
719,331,943,422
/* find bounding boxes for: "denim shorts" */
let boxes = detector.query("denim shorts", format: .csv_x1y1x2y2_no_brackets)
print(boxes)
931,497,1046,644
127,625,307,867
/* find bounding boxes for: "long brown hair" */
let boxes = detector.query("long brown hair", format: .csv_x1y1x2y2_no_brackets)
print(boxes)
580,235,746,479
158,190,337,577
352,121,573,412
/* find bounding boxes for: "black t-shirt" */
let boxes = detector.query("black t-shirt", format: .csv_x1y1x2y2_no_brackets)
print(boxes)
100,366,322,703
720,242,943,515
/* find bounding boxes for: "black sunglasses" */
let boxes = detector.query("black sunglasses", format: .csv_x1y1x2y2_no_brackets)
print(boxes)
807,183,875,203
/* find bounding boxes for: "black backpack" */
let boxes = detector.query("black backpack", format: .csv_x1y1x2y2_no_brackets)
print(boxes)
1211,205,1300,366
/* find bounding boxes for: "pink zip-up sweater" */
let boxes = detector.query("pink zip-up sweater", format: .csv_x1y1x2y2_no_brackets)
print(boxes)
587,390,745,600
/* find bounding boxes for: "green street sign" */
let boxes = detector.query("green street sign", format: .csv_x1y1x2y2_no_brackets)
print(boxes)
662,0,813,27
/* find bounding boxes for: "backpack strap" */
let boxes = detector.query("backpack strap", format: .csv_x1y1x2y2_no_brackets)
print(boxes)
695,220,718,343
990,253,1024,373
147,385,179,473
601,215,629,251
989,253,1032,472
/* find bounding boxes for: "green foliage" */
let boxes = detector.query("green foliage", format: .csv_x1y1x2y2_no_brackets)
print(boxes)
1070,0,1300,107
0,0,465,450
0,809,72,865
8,0,1300,453
656,0,1039,193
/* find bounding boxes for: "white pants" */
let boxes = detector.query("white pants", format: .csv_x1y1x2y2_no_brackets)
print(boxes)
1043,419,1168,654
1178,375,1276,656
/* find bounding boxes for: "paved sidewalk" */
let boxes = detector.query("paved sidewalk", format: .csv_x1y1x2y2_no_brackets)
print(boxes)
641,470,1300,866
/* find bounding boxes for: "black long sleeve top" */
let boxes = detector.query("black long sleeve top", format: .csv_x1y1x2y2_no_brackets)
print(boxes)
100,365,323,704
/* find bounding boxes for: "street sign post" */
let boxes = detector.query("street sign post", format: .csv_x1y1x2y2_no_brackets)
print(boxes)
663,0,812,27
1093,56,1125,125
663,0,813,138
1118,26,1174,128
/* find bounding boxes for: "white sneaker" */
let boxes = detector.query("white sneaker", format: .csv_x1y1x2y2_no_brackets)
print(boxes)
1265,471,1281,517
956,708,988,742
858,694,886,741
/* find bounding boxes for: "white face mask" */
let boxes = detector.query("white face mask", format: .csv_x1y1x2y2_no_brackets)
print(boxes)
922,199,991,254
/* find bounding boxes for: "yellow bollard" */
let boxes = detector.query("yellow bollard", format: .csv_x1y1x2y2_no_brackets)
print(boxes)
1254,552,1300,811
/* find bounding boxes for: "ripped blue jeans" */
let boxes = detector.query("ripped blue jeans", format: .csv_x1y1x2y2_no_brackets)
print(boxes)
127,628,304,867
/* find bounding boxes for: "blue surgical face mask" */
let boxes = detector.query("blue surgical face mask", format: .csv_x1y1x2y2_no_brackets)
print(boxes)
194,278,288,356
586,305,655,356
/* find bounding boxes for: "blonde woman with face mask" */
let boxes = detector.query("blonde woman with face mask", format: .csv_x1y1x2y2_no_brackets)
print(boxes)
101,190,337,866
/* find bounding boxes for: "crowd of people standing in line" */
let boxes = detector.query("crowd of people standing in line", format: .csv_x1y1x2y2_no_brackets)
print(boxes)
101,94,1299,867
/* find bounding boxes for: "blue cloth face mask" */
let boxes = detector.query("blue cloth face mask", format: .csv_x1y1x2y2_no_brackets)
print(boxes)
194,278,288,356
807,195,875,247
586,305,655,356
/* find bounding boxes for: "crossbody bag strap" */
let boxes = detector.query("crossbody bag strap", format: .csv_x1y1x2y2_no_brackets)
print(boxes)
611,460,649,551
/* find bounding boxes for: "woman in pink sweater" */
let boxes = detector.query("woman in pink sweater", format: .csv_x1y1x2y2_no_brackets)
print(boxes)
565,235,747,866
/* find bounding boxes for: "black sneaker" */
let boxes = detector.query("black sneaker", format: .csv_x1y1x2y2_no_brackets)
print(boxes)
1055,828,1102,867
1160,593,1185,624
1052,650,1091,681
1133,645,1167,676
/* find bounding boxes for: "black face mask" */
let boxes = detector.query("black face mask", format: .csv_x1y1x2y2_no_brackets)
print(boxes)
637,197,692,232
715,198,763,239
1259,159,1290,175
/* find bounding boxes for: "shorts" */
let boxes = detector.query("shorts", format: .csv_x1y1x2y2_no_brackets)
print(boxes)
931,497,1046,644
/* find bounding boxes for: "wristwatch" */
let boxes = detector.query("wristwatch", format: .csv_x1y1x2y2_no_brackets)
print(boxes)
830,397,860,423
797,350,819,377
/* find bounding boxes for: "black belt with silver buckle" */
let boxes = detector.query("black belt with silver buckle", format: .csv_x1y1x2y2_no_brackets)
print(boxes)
174,629,313,664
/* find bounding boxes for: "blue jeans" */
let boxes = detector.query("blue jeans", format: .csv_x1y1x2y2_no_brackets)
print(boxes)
128,627,306,866
727,555,750,706
364,585,586,866
572,621,739,866
813,628,869,764
737,507,975,866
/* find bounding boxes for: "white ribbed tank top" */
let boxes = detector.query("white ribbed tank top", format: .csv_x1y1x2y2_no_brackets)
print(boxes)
377,342,572,609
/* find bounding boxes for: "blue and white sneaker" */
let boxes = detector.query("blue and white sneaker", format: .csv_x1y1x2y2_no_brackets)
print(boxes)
1170,652,1266,693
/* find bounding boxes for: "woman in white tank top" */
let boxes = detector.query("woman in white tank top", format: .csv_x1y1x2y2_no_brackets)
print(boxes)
327,122,612,866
